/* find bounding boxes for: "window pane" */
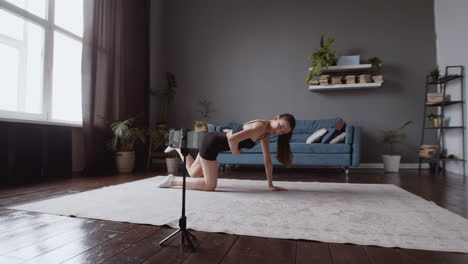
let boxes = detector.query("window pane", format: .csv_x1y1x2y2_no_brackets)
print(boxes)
51,31,82,123
5,0,47,19
55,0,83,37
0,13,44,114
0,9,24,40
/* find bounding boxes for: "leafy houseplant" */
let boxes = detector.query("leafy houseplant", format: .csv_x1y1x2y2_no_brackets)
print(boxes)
154,128,180,174
194,120,208,132
427,113,443,128
195,99,214,122
151,72,177,129
306,35,337,83
109,115,147,173
430,66,440,82
380,121,412,172
369,57,383,83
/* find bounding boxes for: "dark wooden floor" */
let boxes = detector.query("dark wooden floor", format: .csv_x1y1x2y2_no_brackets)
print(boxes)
1,167,468,264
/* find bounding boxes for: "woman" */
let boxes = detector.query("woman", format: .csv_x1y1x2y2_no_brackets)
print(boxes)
157,113,296,191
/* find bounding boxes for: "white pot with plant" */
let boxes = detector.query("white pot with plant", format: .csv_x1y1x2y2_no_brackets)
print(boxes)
109,115,147,174
160,128,180,174
380,121,412,172
427,113,443,128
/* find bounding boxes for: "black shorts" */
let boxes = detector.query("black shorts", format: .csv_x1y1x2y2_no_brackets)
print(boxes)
199,132,230,161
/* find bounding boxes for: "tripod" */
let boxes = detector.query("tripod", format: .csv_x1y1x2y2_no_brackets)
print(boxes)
159,131,198,252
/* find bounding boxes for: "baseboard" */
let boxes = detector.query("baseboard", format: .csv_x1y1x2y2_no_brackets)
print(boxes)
357,163,430,169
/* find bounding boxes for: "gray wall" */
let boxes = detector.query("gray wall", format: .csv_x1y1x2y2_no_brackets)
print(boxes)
151,0,437,163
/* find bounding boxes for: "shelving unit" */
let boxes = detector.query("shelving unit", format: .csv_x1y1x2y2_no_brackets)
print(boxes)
308,64,383,91
418,65,465,176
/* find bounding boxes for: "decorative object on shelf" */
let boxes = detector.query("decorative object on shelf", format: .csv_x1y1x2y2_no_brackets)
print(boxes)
331,76,343,85
305,35,337,82
426,92,448,104
337,55,360,66
308,79,319,85
151,72,177,130
419,145,437,158
358,74,372,83
430,66,440,83
380,120,412,173
448,154,457,159
319,75,330,85
369,57,384,83
109,113,147,173
427,113,443,128
345,75,356,84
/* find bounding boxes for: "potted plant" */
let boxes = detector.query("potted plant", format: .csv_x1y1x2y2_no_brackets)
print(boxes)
162,128,180,174
380,121,412,172
427,113,443,128
151,72,177,129
369,57,383,83
195,99,214,131
306,35,337,83
108,115,146,173
430,66,440,82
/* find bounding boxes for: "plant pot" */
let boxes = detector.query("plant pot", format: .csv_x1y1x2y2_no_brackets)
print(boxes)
116,151,135,173
382,154,401,172
166,157,179,174
432,118,442,128
194,125,208,132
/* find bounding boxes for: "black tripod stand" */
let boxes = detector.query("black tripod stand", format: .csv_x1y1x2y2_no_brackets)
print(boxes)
159,130,198,252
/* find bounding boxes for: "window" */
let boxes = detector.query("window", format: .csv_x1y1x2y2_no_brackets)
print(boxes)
0,0,83,126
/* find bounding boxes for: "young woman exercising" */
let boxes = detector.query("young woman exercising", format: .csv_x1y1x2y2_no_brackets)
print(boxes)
157,113,296,191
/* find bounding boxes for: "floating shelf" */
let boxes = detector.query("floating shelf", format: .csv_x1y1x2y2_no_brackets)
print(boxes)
308,82,382,91
426,100,463,107
428,74,462,84
424,126,464,129
419,157,465,162
309,64,372,72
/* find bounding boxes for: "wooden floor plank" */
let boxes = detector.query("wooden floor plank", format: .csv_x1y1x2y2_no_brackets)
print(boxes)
182,233,238,264
399,248,468,264
296,240,333,264
102,227,177,263
365,246,403,264
329,243,372,264
61,225,159,264
220,236,296,264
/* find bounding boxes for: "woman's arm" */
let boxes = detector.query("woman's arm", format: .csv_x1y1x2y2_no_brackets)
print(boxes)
261,136,288,191
226,124,264,155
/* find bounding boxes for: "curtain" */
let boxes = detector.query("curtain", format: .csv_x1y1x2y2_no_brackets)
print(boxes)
81,0,150,175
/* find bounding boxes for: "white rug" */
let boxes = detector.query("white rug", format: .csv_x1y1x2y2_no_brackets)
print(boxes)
7,176,468,253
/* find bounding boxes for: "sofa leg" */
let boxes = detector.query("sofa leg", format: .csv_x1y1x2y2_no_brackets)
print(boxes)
343,166,350,181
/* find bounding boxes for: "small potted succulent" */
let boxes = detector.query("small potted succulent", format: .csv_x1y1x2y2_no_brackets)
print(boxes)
430,66,440,83
108,115,146,173
380,121,412,172
427,113,443,128
369,57,383,83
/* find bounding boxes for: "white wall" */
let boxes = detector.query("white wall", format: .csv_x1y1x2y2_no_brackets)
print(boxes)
434,0,468,176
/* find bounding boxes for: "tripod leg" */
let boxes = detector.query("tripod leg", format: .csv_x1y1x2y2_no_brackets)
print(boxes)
183,231,196,251
159,229,181,246
186,230,198,241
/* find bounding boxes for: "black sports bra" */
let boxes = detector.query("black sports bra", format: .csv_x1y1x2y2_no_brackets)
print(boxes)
234,120,271,149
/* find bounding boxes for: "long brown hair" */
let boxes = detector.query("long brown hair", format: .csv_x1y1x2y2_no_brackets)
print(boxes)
276,113,296,168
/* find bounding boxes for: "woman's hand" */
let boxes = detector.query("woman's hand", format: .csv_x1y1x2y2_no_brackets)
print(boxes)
269,185,288,192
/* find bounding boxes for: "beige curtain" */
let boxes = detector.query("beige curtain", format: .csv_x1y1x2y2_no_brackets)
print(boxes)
81,0,150,175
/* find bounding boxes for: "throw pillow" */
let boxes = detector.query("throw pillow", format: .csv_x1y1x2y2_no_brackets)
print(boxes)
321,128,337,143
330,132,346,144
332,118,346,139
306,128,327,144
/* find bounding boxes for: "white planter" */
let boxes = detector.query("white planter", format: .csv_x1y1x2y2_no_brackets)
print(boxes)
166,158,180,174
382,155,401,172
116,151,135,173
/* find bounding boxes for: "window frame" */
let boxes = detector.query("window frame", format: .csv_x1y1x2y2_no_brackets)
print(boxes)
0,0,83,127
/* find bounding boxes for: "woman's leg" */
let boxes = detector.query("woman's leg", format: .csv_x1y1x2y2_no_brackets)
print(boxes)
172,149,203,178
171,156,218,191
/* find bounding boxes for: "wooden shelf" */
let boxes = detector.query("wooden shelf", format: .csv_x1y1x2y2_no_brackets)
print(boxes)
309,64,372,72
308,82,382,91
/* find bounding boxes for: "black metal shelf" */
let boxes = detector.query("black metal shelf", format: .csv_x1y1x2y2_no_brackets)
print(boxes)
428,74,462,84
426,100,463,107
419,65,465,176
424,126,464,129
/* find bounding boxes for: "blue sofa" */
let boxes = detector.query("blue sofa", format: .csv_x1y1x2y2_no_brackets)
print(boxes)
208,117,361,176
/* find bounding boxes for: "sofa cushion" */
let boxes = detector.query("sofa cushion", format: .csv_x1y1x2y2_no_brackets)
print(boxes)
321,128,336,143
228,142,350,154
306,128,327,144
293,118,341,134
